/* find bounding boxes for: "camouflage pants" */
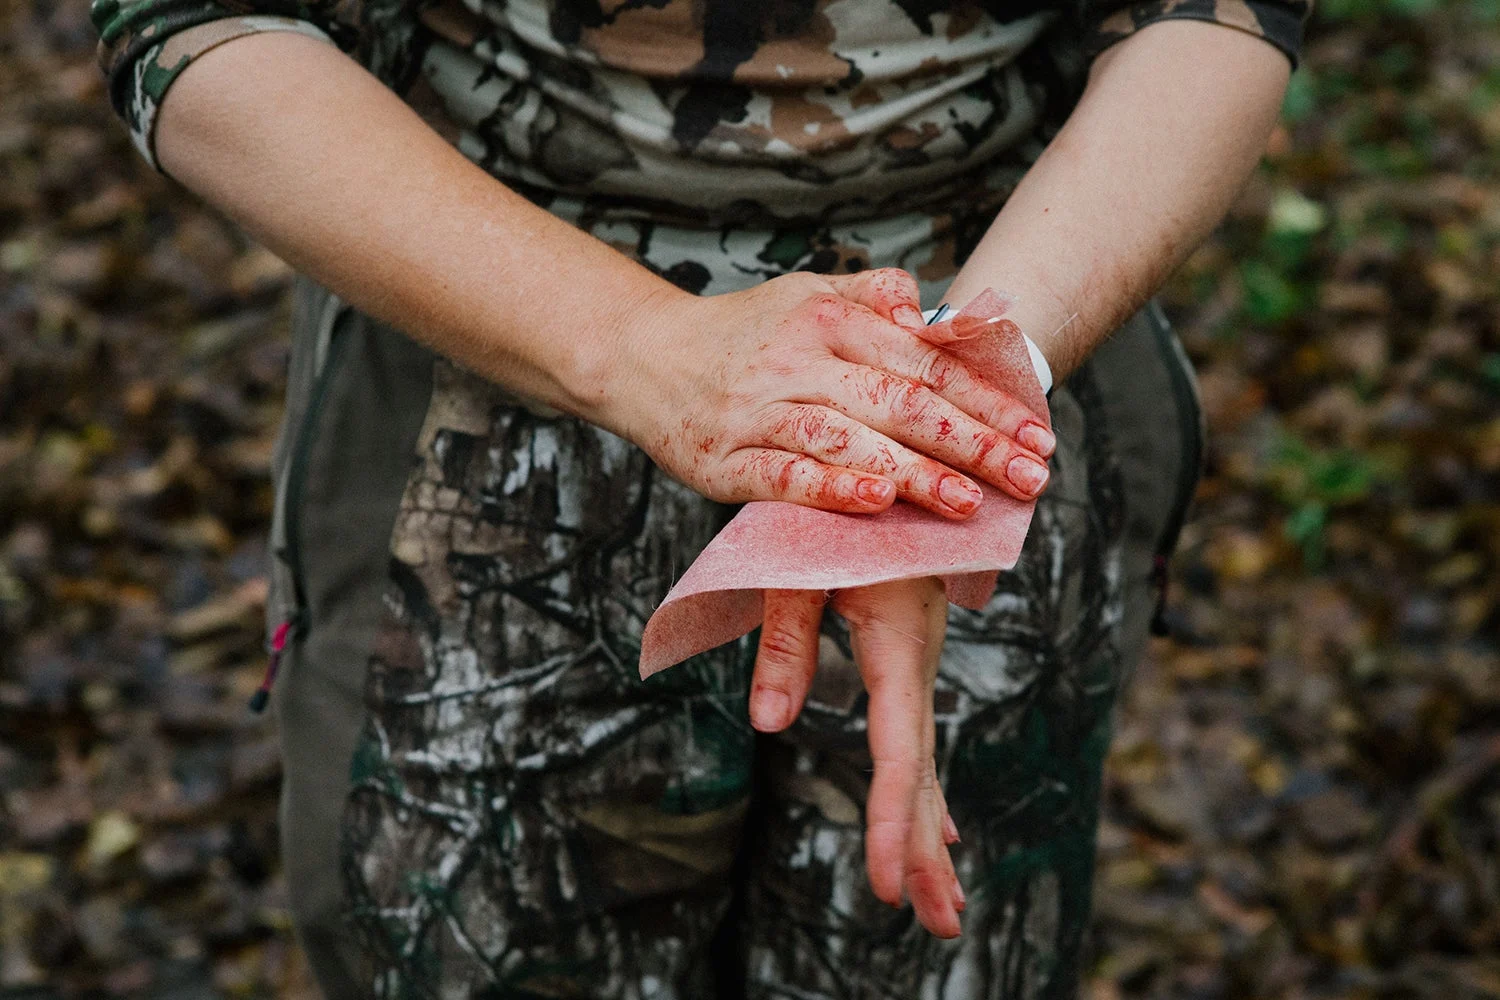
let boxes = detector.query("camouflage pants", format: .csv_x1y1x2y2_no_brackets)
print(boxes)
269,214,1202,1000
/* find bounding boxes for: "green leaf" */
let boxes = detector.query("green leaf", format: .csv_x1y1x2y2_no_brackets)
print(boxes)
1284,503,1328,568
1240,260,1307,324
1310,451,1377,504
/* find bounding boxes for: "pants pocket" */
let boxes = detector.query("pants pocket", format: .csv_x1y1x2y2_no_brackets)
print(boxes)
265,282,350,654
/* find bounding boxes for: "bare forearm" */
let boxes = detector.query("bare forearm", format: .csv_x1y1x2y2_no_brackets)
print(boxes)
151,32,1071,514
155,32,677,431
943,20,1290,378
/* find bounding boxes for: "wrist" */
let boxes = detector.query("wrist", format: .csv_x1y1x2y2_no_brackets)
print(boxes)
561,275,693,442
923,305,1054,395
941,268,1082,384
1022,334,1054,395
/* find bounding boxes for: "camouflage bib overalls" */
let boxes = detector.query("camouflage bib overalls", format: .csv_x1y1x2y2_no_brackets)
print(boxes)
94,0,1307,995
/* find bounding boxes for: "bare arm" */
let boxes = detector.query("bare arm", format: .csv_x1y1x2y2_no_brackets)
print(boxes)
150,32,1056,515
155,32,660,428
943,19,1292,378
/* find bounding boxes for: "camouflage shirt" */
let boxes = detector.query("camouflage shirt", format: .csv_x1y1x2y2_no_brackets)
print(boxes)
93,0,1309,228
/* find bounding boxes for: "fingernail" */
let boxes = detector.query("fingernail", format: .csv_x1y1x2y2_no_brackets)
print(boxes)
944,812,960,844
1006,455,1049,496
892,304,925,330
750,688,790,731
1017,422,1055,459
937,475,982,514
856,478,894,506
953,878,966,911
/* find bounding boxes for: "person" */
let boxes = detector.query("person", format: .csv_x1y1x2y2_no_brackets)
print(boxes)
91,0,1306,994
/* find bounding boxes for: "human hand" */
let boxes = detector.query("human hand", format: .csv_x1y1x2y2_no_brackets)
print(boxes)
609,269,1055,518
749,579,964,938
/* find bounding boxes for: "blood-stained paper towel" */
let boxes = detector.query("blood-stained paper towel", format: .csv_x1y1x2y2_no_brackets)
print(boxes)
639,289,1050,677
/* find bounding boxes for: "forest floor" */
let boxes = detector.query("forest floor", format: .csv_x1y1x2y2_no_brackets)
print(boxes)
2,0,1498,996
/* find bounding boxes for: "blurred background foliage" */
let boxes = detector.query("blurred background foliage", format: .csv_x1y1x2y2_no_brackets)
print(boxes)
0,0,1497,996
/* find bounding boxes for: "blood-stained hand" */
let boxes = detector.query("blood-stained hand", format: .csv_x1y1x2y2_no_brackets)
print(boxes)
610,268,1054,518
749,579,965,939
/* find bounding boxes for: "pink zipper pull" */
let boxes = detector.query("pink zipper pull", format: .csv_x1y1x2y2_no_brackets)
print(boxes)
249,618,294,713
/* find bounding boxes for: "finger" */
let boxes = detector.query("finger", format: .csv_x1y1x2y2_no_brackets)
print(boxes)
758,404,982,519
929,762,966,918
751,589,828,732
935,773,959,845
906,771,962,938
829,326,1056,460
866,754,923,909
901,650,959,936
826,365,1053,501
837,580,946,909
848,619,926,907
823,268,925,331
715,449,895,512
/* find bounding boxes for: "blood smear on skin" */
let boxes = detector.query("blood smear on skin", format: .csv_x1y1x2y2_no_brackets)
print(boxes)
638,289,1050,678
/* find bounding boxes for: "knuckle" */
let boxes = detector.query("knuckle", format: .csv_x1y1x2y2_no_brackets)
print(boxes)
746,451,804,495
985,396,1029,433
792,404,831,445
906,859,949,882
969,427,1005,463
893,380,930,417
750,402,794,441
789,454,822,476
912,348,942,383
775,271,833,298
771,453,802,478
755,637,802,670
858,370,899,407
915,350,959,392
812,467,856,505
758,623,809,665
823,422,855,456
862,441,901,476
795,407,856,456
871,754,927,775
803,292,846,327
871,266,916,296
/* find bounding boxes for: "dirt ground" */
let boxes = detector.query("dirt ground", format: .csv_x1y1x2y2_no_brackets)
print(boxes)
1,0,1497,996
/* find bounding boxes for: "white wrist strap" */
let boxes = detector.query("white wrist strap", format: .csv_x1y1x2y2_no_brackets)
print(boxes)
921,306,1054,395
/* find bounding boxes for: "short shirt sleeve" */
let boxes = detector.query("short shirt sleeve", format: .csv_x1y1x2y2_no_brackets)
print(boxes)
92,0,346,171
1079,0,1312,67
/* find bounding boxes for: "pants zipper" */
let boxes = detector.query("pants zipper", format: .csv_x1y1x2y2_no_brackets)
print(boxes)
249,304,351,713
